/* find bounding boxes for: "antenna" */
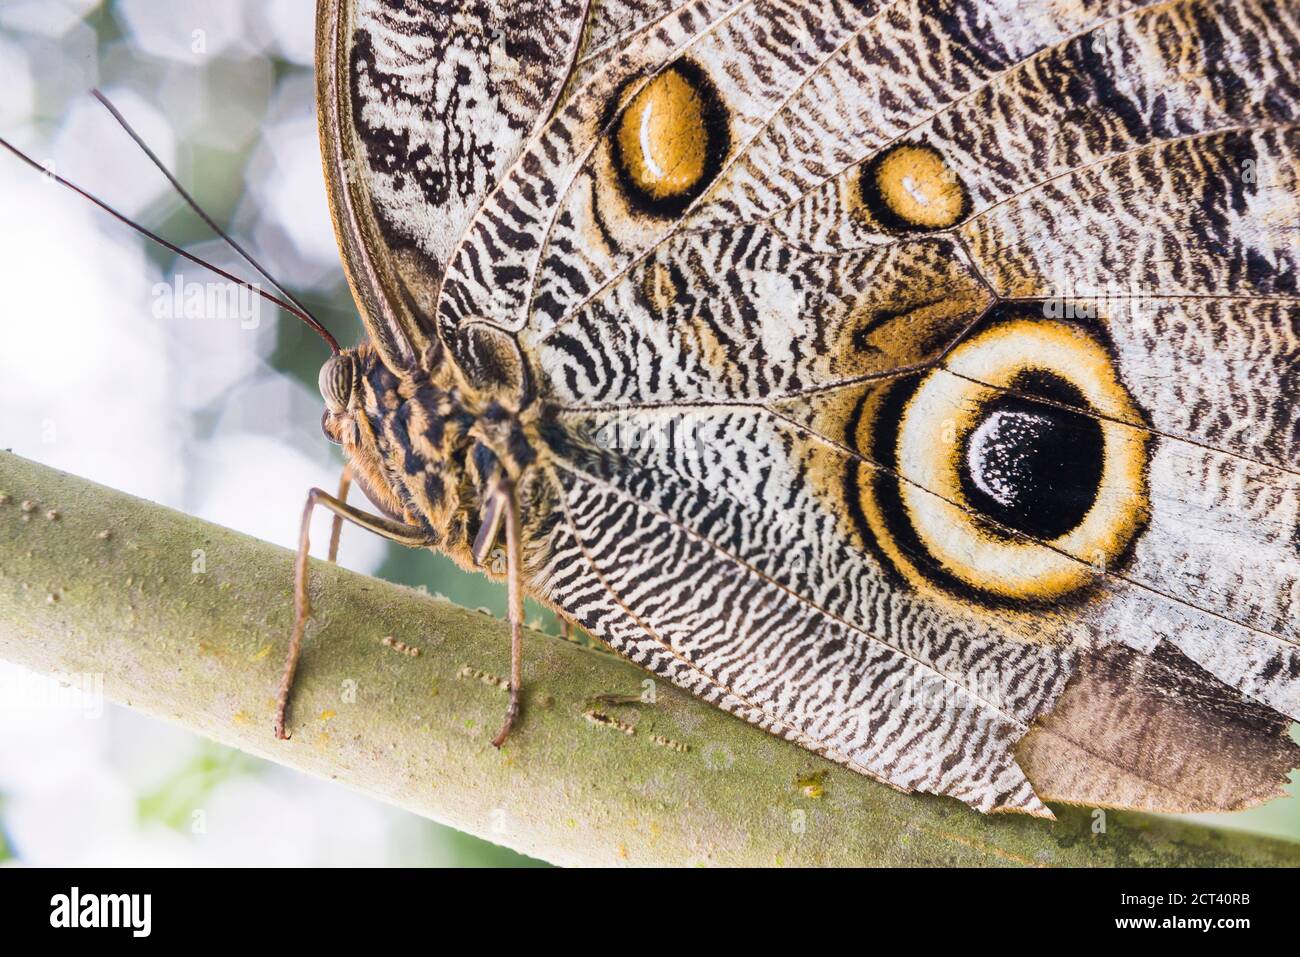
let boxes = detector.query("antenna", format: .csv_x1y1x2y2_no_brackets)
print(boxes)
90,89,326,338
0,122,341,354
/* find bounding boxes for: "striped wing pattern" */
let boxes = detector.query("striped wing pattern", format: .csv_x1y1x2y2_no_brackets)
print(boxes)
332,0,1300,813
318,0,592,370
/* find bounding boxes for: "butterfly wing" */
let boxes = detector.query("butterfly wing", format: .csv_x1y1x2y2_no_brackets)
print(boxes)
359,0,1300,813
317,0,599,370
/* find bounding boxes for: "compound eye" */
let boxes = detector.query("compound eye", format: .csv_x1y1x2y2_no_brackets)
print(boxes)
318,353,355,414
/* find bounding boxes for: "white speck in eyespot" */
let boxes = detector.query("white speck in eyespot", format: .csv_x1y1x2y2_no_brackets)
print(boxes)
966,409,1055,511
962,397,1103,540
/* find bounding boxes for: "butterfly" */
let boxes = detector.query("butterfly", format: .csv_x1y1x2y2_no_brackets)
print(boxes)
281,0,1300,818
12,0,1293,820
285,0,1300,818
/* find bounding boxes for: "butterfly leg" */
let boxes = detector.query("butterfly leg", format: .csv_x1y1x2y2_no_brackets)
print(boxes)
274,486,435,740
491,479,525,749
326,464,352,563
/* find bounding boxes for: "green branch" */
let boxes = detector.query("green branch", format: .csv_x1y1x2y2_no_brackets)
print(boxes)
1,451,1297,866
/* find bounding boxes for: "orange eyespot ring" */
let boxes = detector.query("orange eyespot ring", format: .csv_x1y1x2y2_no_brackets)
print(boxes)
856,314,1150,604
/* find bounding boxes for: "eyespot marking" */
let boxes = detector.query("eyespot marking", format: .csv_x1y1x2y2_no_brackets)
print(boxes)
855,313,1150,604
960,376,1104,540
612,62,728,216
857,143,969,232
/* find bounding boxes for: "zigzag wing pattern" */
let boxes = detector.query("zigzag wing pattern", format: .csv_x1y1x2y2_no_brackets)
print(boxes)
320,0,590,368
415,0,1300,812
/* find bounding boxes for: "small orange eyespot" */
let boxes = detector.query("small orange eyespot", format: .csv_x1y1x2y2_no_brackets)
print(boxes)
610,61,729,216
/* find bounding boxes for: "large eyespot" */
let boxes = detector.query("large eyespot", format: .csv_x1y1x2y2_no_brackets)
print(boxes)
611,60,729,217
857,314,1150,603
854,142,969,233
318,352,356,414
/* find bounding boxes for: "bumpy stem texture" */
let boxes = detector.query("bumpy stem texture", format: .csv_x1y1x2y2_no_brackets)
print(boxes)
1,451,1297,866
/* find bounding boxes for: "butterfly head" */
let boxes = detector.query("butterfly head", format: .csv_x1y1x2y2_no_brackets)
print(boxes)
314,341,539,569
315,344,413,525
317,348,371,461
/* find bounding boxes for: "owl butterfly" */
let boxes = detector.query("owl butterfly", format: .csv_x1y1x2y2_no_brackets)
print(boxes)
17,0,1292,818
295,0,1300,817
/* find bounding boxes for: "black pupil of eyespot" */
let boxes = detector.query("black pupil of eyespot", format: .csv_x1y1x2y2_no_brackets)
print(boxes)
960,374,1103,540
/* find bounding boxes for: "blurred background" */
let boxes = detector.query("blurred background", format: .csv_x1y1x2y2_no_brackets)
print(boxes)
0,0,549,866
0,0,1295,866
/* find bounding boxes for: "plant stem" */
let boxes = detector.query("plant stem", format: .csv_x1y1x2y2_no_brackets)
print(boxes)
1,451,1297,866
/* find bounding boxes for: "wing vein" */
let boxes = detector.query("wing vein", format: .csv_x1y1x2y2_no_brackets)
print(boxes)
546,458,1030,725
